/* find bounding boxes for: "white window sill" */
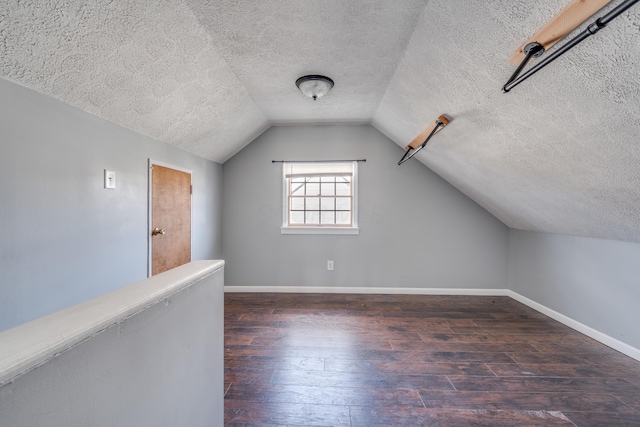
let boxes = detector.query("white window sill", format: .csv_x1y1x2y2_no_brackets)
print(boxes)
281,226,359,235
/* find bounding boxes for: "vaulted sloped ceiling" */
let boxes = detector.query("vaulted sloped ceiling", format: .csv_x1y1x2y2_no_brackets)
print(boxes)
2,0,639,242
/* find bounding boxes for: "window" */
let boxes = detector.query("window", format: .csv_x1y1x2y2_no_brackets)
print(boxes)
282,162,358,235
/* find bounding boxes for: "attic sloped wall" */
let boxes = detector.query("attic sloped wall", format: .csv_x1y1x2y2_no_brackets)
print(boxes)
222,125,509,289
0,78,222,332
508,229,640,351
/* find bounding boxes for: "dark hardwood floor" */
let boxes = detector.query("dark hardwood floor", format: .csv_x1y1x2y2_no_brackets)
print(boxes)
224,293,640,426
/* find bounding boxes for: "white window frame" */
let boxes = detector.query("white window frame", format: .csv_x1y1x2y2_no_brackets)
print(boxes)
281,162,359,235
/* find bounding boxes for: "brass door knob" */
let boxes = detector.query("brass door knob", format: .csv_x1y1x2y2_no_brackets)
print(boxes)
152,227,166,236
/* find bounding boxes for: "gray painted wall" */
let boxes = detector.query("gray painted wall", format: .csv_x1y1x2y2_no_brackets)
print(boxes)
0,266,224,427
222,125,509,289
0,78,222,331
508,229,640,349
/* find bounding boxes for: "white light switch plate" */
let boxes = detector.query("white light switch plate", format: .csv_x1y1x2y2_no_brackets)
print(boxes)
104,170,116,189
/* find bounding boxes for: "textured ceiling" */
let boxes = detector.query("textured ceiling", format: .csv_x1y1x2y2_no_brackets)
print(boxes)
373,0,640,242
1,0,640,242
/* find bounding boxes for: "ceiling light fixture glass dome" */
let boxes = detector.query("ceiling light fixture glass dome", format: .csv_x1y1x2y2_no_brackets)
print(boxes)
296,75,334,101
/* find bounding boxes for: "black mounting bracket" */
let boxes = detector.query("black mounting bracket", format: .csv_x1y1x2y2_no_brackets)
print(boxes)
502,42,545,93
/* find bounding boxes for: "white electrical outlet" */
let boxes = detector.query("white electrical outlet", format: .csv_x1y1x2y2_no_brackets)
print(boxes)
104,170,116,189
327,260,334,271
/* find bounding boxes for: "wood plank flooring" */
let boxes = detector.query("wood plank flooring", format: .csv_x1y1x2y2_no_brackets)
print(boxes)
224,293,640,426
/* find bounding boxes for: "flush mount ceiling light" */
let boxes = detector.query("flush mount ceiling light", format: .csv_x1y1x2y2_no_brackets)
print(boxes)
296,75,334,101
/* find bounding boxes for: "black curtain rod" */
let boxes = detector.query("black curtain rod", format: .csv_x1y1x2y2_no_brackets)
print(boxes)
272,159,366,163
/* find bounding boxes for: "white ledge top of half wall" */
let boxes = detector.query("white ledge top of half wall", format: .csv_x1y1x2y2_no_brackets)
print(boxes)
0,260,225,386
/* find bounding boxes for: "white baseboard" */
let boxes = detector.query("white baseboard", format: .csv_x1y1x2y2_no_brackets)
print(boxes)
506,290,640,362
224,285,640,362
224,286,509,296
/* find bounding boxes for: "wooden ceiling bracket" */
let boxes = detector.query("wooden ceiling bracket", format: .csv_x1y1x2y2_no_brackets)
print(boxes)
398,115,450,165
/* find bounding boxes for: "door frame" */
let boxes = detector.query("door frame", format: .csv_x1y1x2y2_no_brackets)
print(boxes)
147,159,193,277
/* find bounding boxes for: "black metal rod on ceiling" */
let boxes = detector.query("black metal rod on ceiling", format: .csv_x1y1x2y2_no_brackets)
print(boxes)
397,120,445,165
502,0,640,93
271,159,366,163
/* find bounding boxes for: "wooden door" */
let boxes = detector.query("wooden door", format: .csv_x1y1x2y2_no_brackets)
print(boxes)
151,164,191,275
